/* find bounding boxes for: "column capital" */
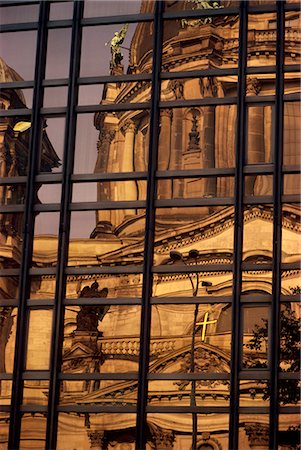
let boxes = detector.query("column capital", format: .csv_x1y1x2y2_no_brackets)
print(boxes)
87,430,106,449
99,128,116,145
151,426,175,449
199,76,218,98
245,422,269,448
246,76,262,95
121,119,137,135
160,108,173,120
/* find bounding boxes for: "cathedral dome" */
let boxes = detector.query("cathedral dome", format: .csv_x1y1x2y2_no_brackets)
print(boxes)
0,56,26,105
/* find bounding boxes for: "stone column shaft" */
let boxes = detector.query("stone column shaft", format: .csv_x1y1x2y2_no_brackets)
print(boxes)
119,121,137,216
158,109,172,199
245,106,265,196
202,106,216,197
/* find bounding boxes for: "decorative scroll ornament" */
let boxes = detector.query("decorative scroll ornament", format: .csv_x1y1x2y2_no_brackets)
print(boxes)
188,111,200,151
181,0,224,28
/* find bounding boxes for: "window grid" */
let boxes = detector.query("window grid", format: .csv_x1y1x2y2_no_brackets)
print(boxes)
0,0,298,449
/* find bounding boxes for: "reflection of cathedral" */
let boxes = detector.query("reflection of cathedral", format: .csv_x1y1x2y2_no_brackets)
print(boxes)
0,1,300,450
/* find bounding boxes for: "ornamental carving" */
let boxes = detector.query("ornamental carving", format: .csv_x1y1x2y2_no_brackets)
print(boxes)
121,120,137,135
181,0,224,28
199,77,218,98
245,423,269,447
246,77,262,96
87,430,106,449
168,79,184,99
98,128,116,146
150,425,175,449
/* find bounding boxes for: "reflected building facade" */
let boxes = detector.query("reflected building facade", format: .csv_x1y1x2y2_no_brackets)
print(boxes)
0,1,300,450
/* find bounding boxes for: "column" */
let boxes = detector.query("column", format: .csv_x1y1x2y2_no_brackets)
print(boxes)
245,423,269,450
87,430,107,450
119,120,137,216
95,128,116,233
157,109,172,199
245,77,264,196
199,77,217,198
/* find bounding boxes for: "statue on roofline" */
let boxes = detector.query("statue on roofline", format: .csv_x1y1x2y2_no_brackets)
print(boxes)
181,0,224,28
106,23,129,69
76,281,109,332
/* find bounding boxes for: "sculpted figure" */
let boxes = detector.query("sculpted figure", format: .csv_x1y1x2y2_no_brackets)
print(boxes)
76,282,109,332
107,24,129,68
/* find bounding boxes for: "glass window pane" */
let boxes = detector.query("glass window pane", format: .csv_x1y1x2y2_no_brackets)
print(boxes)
25,309,52,370
0,31,37,81
63,304,141,373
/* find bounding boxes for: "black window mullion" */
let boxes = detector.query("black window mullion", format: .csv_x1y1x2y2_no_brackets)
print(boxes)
8,2,50,449
228,2,248,449
136,2,164,449
269,1,285,448
45,2,84,449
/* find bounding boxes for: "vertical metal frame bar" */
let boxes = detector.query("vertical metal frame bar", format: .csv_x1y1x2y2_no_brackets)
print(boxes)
136,2,164,449
228,2,248,449
8,2,50,448
269,1,285,448
45,2,84,448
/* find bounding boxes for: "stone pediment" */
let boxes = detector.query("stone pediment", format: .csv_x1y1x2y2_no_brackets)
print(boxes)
63,341,97,360
149,342,230,374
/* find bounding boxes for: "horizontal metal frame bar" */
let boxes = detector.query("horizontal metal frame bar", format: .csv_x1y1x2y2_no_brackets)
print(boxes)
20,405,48,413
238,407,270,414
47,19,73,29
78,73,152,85
161,68,238,80
285,3,301,12
0,373,13,380
160,97,237,109
282,195,301,203
278,407,301,414
0,269,20,276
150,296,233,304
58,373,139,381
163,7,239,20
64,297,141,306
243,195,273,204
278,372,301,380
280,295,300,303
146,406,230,413
239,371,270,380
2,94,300,119
156,168,235,178
0,176,27,185
148,373,230,381
0,406,11,412
0,1,40,6
71,172,148,182
35,174,63,183
29,267,57,275
155,197,234,207
0,22,38,32
0,299,19,307
1,64,299,91
81,13,153,27
65,266,143,275
76,103,150,113
282,165,301,174
22,371,50,380
57,405,137,413
152,264,232,274
66,165,301,184
69,200,146,211
34,203,60,212
27,300,54,307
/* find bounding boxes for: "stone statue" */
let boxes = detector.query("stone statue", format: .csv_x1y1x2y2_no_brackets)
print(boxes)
181,0,224,27
107,24,129,69
76,281,109,332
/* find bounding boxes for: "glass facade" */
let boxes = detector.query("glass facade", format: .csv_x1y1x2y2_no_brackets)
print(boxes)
0,1,300,449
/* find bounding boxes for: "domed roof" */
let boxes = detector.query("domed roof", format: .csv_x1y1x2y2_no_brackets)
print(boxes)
0,56,26,105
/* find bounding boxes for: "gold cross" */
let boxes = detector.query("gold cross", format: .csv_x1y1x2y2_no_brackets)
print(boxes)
196,312,217,341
